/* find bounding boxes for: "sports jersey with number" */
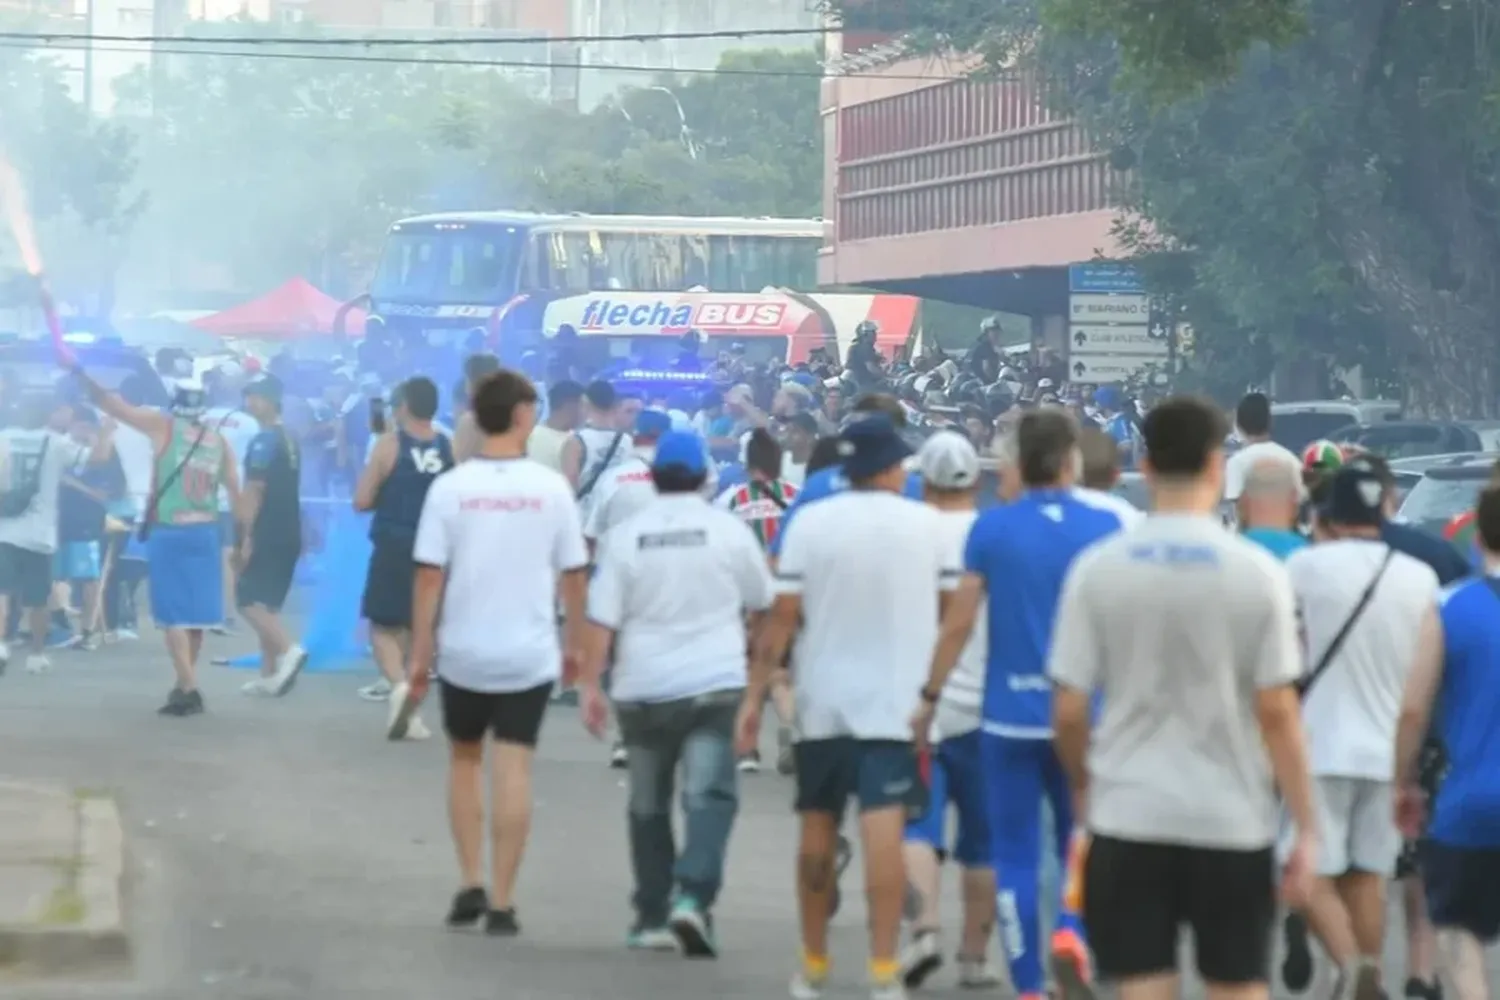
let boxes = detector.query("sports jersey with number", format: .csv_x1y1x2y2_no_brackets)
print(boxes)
716,479,798,551
372,429,453,545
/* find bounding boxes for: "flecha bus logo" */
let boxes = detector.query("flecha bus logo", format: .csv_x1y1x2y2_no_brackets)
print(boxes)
578,298,786,332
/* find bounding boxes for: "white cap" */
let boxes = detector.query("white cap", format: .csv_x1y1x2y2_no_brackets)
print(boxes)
917,430,980,490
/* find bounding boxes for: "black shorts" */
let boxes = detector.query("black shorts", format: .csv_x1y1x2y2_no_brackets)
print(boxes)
793,738,922,819
440,679,553,747
1422,841,1500,943
361,538,415,629
236,545,299,613
0,542,52,609
1084,834,1275,985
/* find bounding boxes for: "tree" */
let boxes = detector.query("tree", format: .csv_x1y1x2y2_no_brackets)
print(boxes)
825,0,1500,415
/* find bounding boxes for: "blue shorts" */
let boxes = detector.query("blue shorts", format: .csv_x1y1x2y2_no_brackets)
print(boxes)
146,523,223,628
793,738,920,819
904,729,991,866
54,541,101,581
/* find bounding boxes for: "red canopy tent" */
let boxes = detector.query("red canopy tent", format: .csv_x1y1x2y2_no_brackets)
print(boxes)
192,278,366,339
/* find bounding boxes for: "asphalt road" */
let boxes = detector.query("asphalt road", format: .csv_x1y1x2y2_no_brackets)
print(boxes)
0,631,1439,1000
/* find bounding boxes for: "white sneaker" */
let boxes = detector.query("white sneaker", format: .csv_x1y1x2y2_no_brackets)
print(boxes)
402,716,432,741
0,640,10,673
870,981,908,1000
386,681,421,740
900,929,943,989
241,677,276,696
358,679,392,702
24,654,51,674
268,644,308,697
957,957,1003,989
789,972,827,1000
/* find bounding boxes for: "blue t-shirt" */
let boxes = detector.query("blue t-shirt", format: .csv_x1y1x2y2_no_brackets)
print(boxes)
1103,412,1140,470
1383,521,1471,586
1243,528,1307,561
768,466,922,556
965,489,1126,739
1431,576,1500,847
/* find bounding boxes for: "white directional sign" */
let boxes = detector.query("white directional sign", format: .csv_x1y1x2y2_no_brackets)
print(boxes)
1070,324,1170,356
1069,353,1173,384
1068,293,1150,324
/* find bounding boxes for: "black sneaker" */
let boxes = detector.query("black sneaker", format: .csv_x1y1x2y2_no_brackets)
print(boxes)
1406,978,1442,1000
485,908,520,936
158,688,205,717
1280,913,1313,993
737,750,762,773
609,742,629,769
446,886,488,927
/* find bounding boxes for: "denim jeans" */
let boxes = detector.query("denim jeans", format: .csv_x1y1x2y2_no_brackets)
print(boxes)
615,688,741,926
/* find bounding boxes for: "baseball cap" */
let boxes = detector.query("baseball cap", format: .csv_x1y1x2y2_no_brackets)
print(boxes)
634,408,672,440
838,415,912,481
1318,466,1386,526
651,431,707,476
243,375,284,406
917,430,980,490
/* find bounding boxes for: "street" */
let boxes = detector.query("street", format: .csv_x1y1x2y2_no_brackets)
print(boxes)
0,632,1440,1000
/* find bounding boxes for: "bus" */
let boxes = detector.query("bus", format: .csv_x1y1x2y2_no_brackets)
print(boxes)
361,211,822,351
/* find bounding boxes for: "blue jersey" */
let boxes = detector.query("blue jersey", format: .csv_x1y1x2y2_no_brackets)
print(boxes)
768,466,923,556
966,489,1125,738
1243,527,1307,561
371,430,453,544
1103,413,1140,470
1431,577,1500,847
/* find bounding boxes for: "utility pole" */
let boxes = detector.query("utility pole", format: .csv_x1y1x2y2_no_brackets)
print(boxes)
82,0,95,117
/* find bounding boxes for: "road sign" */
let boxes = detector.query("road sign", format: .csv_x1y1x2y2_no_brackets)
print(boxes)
1069,293,1150,324
1070,324,1170,356
1068,262,1143,295
1069,353,1172,383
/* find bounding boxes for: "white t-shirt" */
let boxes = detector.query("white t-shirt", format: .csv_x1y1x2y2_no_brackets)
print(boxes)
0,429,88,554
583,451,657,541
1224,440,1303,502
1287,539,1439,780
589,493,773,703
413,457,588,694
776,490,960,742
202,406,260,512
526,424,570,475
112,423,155,516
1073,486,1145,527
932,508,987,742
781,453,807,487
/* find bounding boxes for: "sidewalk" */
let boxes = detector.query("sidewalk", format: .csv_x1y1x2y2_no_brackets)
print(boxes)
0,780,128,976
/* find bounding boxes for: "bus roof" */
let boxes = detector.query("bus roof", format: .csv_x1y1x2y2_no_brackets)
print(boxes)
390,211,824,237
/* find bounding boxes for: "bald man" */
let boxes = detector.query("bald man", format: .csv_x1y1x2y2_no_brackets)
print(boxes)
1238,457,1307,560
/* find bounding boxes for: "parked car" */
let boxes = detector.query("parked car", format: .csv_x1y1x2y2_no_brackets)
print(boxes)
1330,421,1500,460
1271,399,1402,452
1395,454,1500,537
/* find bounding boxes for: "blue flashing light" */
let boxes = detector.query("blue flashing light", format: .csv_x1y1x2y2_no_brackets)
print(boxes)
613,369,713,383
62,332,98,345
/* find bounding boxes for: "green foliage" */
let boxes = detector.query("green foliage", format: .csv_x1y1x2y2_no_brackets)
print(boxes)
113,37,822,301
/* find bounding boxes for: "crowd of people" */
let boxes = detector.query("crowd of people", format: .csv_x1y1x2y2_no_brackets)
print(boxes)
3,329,1500,1000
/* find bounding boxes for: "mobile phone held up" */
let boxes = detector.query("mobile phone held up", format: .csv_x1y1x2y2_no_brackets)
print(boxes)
368,396,386,435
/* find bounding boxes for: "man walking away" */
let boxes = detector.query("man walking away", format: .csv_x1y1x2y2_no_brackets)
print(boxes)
902,432,1002,991
1223,391,1302,505
1075,426,1144,526
526,380,583,475
451,353,500,463
1397,486,1500,1000
0,393,101,674
1284,466,1438,1000
353,376,451,735
921,409,1125,1000
561,379,632,501
581,430,773,957
1044,395,1319,1000
203,362,258,633
1238,458,1307,560
409,369,587,936
739,415,959,1000
74,373,235,714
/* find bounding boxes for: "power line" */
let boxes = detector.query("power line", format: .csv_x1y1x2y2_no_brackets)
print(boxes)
2,37,970,81
0,25,839,48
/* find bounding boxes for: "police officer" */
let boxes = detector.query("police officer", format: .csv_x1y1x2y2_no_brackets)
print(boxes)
353,376,453,739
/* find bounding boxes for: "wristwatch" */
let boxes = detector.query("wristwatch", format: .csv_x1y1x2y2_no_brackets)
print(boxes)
919,684,942,704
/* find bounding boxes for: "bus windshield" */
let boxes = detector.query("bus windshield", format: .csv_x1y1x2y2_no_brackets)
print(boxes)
371,225,526,302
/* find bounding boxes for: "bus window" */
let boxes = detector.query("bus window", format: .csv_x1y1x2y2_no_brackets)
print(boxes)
707,235,740,291
642,233,684,290
682,235,708,288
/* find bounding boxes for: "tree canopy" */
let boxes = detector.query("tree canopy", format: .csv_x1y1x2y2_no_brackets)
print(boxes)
829,0,1500,414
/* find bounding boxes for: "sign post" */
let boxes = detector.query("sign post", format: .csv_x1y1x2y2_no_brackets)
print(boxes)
1066,263,1165,384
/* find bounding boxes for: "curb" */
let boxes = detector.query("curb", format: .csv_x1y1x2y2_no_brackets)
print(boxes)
0,790,129,976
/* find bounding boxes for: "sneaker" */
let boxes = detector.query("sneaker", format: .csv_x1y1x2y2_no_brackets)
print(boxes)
626,923,677,951
738,750,762,773
957,955,1002,989
668,896,716,958
610,742,629,769
790,971,828,1000
1281,913,1313,993
56,634,83,650
402,716,432,741
445,886,488,928
358,679,393,702
776,726,795,775
115,628,140,641
268,644,308,697
870,981,908,1000
484,908,520,937
241,677,276,696
900,929,943,988
0,639,10,674
79,632,100,652
24,654,51,674
210,619,237,636
386,680,421,740
1048,928,1096,1000
158,688,204,717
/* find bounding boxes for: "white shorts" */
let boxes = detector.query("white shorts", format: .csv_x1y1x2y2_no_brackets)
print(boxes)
1280,776,1400,877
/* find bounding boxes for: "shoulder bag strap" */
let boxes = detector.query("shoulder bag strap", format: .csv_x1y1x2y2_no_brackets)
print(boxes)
139,414,229,538
1297,548,1396,699
576,431,625,501
762,480,790,511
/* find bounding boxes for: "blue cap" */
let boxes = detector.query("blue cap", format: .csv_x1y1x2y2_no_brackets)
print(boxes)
838,415,912,480
634,408,672,439
652,431,707,475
